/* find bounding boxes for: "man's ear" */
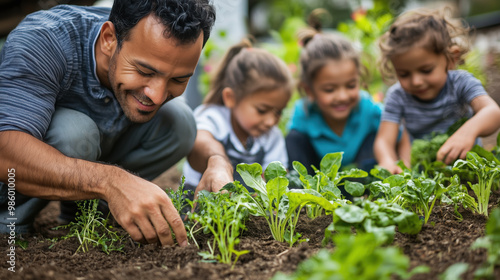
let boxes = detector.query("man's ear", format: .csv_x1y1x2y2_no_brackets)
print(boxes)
99,21,118,57
222,87,237,108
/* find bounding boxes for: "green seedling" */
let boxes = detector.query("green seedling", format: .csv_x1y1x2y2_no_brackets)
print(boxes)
165,176,192,215
453,151,500,216
293,152,367,218
472,208,500,278
369,166,476,224
272,233,429,280
226,161,342,247
187,190,249,268
52,199,125,254
324,198,422,245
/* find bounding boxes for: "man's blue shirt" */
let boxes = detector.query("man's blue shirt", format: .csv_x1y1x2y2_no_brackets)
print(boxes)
288,91,382,166
0,5,131,141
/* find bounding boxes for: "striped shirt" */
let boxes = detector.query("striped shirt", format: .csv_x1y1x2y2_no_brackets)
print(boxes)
381,70,487,140
0,5,131,141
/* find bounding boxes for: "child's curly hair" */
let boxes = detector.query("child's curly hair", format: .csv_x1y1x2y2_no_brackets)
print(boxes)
378,5,470,84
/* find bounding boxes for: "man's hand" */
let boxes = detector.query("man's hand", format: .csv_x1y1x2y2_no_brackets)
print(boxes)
0,131,187,247
104,171,188,247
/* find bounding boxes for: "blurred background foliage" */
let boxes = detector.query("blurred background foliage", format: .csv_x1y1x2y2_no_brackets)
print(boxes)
197,0,492,134
0,0,495,134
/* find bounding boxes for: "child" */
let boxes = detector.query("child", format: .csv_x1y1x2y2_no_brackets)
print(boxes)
374,6,500,174
286,22,407,174
182,39,293,197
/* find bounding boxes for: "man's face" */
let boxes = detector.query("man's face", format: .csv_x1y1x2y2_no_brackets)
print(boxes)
108,14,203,123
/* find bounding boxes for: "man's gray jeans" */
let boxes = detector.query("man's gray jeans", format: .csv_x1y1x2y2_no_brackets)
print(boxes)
0,98,196,233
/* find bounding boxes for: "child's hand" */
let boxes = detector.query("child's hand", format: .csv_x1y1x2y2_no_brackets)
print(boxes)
378,161,403,174
436,129,475,165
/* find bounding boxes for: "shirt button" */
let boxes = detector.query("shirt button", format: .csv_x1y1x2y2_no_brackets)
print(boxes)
104,97,111,103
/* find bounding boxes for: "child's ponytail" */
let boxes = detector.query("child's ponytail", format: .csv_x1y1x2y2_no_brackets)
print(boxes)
204,39,253,105
297,9,365,95
297,8,326,48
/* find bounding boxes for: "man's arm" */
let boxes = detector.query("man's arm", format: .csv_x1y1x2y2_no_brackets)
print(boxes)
0,130,187,247
187,130,233,198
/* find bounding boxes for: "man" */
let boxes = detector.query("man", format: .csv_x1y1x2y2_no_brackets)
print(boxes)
0,0,219,247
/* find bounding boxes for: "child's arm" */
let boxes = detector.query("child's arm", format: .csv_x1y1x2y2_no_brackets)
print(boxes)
396,128,412,168
187,130,234,197
374,121,404,174
437,95,500,164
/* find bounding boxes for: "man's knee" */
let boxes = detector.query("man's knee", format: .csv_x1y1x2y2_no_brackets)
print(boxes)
44,107,101,160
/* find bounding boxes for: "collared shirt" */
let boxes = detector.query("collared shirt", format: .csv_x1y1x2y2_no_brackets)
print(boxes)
288,91,383,166
382,70,487,140
0,5,131,141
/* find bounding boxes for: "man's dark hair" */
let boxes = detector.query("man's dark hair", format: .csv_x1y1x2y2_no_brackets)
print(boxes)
109,0,216,49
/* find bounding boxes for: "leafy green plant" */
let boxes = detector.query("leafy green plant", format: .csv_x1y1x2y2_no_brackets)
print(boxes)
226,161,341,247
324,198,422,245
472,208,500,278
52,199,125,254
400,177,441,224
367,172,408,202
453,151,500,216
410,117,468,174
369,167,476,223
15,239,28,250
293,152,368,218
165,176,192,215
187,190,249,268
272,233,428,280
438,263,470,280
411,133,449,168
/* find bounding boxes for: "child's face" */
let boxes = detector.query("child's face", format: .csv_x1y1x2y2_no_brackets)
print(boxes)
229,88,290,143
391,47,448,101
307,59,360,123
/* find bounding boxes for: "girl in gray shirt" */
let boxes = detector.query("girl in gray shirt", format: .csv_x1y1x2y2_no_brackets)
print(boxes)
374,6,500,174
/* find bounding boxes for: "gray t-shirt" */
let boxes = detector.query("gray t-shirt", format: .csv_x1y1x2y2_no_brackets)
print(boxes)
183,104,288,187
381,70,487,140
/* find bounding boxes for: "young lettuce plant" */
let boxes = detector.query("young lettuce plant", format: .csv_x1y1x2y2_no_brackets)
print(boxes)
370,165,475,224
273,233,429,280
226,161,342,247
324,198,422,245
471,208,500,278
439,175,478,221
187,190,249,268
292,152,367,218
453,151,500,216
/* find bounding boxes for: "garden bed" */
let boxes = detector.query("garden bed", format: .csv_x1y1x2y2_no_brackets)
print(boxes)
1,185,499,280
2,52,500,280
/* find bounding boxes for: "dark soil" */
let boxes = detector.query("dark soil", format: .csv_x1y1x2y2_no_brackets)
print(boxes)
2,52,500,280
1,185,500,280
